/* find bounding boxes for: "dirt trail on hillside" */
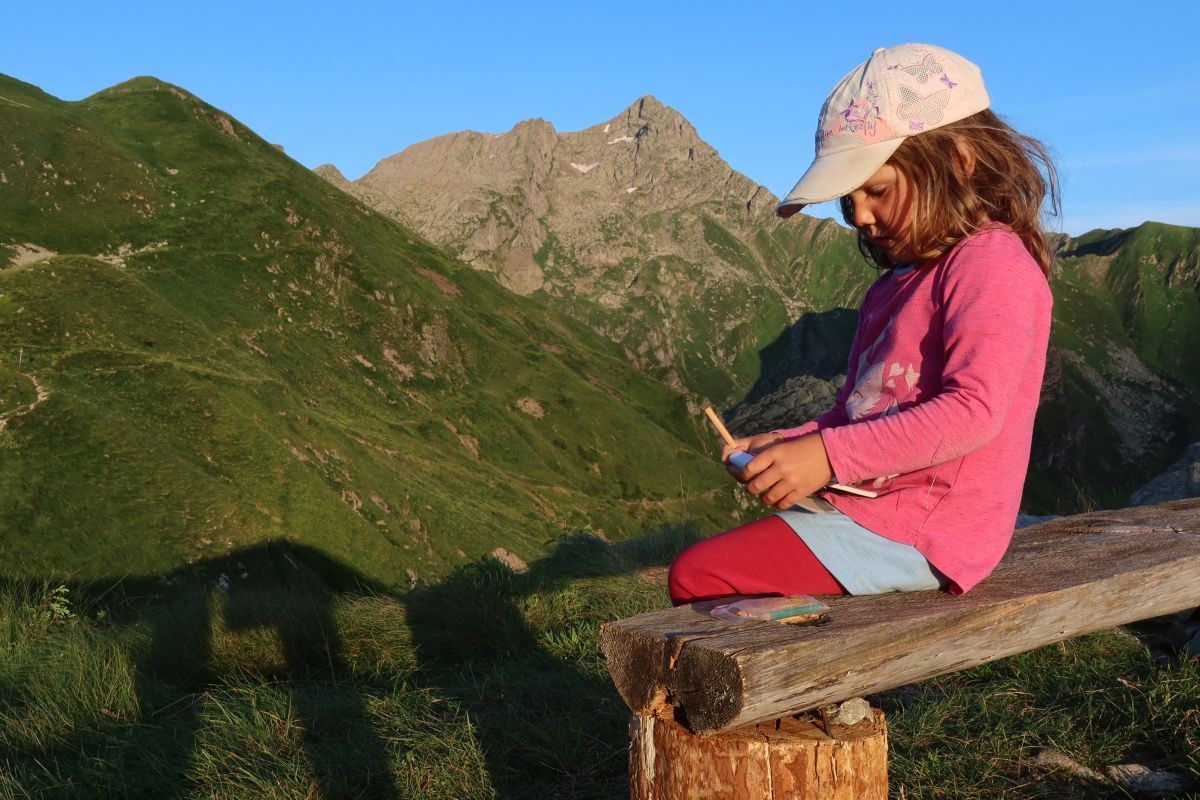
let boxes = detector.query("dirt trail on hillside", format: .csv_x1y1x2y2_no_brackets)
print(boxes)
0,373,48,432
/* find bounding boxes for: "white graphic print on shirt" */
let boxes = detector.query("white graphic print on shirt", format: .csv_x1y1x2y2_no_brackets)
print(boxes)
847,320,920,422
844,320,919,489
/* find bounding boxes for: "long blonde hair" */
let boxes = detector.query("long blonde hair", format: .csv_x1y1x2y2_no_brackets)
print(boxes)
840,109,1060,276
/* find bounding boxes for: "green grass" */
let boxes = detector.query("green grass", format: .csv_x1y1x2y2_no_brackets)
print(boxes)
884,636,1199,798
0,73,741,584
1,531,1196,799
0,363,36,413
0,526,695,799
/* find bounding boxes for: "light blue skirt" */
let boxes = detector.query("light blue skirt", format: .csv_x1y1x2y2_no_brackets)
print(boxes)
775,505,946,594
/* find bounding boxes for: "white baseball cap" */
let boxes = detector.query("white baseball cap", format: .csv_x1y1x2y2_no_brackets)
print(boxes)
777,43,990,218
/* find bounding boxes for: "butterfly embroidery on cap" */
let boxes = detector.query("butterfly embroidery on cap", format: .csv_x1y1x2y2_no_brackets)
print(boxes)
901,54,944,83
897,85,951,128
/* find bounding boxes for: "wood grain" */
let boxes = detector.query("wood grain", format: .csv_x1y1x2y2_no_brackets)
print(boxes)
602,499,1200,735
629,711,887,799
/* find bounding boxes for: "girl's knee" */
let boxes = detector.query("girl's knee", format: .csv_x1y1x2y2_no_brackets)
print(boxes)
668,539,727,606
667,549,697,606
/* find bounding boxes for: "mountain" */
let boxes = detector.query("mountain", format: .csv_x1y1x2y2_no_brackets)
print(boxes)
0,75,739,585
322,96,874,404
323,102,1200,514
1031,222,1200,510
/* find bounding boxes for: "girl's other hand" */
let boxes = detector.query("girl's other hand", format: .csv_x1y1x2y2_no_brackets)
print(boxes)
740,434,834,510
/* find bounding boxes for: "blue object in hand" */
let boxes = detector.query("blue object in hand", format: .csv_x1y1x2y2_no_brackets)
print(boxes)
728,450,754,470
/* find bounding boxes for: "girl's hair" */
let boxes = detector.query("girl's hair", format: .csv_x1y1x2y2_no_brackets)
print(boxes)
839,109,1060,277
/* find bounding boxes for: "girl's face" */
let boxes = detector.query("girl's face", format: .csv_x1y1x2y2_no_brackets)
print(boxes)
847,164,914,264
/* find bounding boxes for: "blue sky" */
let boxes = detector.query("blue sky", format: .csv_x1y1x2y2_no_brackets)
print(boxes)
5,1,1198,235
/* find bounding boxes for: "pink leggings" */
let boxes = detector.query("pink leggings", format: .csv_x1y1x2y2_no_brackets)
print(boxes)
668,515,846,606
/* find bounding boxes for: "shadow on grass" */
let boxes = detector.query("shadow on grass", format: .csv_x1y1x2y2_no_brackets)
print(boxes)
121,542,402,799
401,523,700,799
0,524,700,799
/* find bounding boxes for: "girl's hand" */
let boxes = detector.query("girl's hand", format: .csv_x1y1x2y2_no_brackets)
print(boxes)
722,432,785,479
740,434,834,510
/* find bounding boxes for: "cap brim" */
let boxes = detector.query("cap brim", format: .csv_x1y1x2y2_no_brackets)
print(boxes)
776,137,905,219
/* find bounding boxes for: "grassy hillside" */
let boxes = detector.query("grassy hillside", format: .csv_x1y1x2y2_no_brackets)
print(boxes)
528,210,873,404
0,74,739,585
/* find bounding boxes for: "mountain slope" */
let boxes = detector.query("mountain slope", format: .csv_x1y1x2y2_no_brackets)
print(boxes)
327,100,1200,512
326,96,874,404
0,74,738,584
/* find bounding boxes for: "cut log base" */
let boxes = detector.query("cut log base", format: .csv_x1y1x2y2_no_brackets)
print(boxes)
629,708,887,800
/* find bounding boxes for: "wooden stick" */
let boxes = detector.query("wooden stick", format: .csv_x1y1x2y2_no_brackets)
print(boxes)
828,483,877,498
702,407,877,499
703,407,737,447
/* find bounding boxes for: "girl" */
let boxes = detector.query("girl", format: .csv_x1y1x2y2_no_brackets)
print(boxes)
669,43,1058,604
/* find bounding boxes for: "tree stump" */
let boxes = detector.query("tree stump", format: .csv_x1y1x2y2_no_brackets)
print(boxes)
629,709,887,800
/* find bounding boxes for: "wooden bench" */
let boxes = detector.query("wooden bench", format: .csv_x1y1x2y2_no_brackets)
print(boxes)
600,498,1200,799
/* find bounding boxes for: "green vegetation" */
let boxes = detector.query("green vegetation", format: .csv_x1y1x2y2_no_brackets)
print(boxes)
596,213,626,244
1,536,1196,799
700,215,759,273
0,73,738,584
0,363,36,412
637,212,662,234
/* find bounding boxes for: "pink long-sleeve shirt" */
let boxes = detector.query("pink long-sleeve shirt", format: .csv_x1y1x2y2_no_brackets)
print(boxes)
776,224,1052,593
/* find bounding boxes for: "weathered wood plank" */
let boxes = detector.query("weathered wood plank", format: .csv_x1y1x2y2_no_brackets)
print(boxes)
601,499,1200,735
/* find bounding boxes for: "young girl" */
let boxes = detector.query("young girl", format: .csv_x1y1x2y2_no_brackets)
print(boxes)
669,43,1058,604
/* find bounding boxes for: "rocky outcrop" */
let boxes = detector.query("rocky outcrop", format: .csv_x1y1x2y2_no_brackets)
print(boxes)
313,163,352,191
348,96,780,290
1129,442,1200,506
726,375,840,437
355,118,558,292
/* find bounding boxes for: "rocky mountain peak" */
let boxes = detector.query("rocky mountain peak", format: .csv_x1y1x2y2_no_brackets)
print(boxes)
316,94,835,395
627,94,665,117
614,95,689,131
511,116,557,136
336,96,775,290
578,95,710,167
313,163,350,187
